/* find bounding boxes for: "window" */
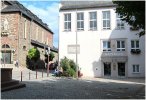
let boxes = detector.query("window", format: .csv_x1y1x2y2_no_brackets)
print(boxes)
117,40,125,51
68,45,80,54
24,19,27,39
102,11,110,29
64,13,71,31
133,65,140,73
131,40,139,50
103,41,111,51
89,12,97,30
36,27,38,40
77,13,84,30
116,13,124,29
42,31,44,43
2,44,10,48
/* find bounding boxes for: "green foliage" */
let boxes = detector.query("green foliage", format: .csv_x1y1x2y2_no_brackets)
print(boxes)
27,47,40,62
49,52,55,61
69,60,77,71
60,57,77,77
113,1,145,36
66,68,76,77
60,57,70,71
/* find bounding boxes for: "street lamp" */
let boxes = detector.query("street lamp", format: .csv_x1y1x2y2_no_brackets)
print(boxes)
75,5,78,79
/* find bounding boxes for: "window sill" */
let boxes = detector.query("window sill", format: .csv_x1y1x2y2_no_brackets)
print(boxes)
102,29,111,30
89,29,97,31
115,28,125,30
132,72,140,74
102,51,112,52
63,30,71,32
77,30,84,32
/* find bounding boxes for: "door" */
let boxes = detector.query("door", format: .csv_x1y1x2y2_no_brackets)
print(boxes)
118,63,125,76
104,62,111,76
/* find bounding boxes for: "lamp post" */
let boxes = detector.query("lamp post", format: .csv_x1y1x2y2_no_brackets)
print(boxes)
75,7,78,79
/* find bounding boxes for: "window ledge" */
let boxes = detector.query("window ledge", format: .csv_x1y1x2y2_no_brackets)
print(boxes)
132,72,140,74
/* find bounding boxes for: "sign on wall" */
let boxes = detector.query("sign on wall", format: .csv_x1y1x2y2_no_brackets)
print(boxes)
67,45,80,54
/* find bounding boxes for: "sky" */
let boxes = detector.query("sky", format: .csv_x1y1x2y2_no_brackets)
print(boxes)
18,0,60,48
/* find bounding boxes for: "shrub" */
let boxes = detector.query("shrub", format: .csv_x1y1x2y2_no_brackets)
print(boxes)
69,60,77,71
66,68,76,77
60,57,70,71
60,57,78,77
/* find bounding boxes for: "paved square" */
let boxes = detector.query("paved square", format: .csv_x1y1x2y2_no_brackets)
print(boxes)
1,72,145,99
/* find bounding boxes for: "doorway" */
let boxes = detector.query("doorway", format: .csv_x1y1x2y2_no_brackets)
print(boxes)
118,62,125,76
104,62,111,76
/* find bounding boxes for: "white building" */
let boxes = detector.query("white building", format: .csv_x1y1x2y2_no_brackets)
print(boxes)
59,1,145,78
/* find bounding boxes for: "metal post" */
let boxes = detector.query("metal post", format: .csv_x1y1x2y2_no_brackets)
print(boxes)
76,8,78,80
21,71,22,82
36,69,37,79
42,69,43,78
29,71,30,80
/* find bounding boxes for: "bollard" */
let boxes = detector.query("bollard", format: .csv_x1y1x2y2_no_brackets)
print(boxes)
47,68,49,77
29,71,30,80
42,69,43,78
36,69,37,79
21,71,22,82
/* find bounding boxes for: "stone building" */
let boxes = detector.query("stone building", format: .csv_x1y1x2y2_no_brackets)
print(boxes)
1,1,58,68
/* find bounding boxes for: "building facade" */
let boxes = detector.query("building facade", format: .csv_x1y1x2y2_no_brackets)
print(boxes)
59,1,145,78
1,1,58,68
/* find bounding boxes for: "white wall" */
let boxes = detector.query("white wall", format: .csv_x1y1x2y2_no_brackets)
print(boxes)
59,7,145,77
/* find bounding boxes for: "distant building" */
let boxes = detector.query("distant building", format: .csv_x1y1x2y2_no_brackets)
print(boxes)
1,1,58,68
59,1,145,78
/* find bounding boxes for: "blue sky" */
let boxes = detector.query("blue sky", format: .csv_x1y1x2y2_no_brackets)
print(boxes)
18,0,60,48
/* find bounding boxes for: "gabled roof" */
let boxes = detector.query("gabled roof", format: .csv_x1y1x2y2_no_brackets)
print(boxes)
1,1,54,34
60,1,117,11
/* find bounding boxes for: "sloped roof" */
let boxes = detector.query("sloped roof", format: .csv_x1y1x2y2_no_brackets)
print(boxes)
1,1,54,34
60,1,116,11
31,39,58,53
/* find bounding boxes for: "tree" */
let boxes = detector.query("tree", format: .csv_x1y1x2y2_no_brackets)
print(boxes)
49,52,55,61
113,1,145,36
27,47,40,69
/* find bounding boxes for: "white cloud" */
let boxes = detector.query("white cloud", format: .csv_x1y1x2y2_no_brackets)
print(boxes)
24,2,59,48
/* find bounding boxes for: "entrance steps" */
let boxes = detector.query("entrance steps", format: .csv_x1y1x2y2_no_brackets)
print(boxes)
1,80,26,92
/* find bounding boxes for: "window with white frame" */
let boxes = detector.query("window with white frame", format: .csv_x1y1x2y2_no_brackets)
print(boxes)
77,13,84,30
133,65,140,73
24,19,27,39
103,41,111,51
89,12,97,30
131,40,139,50
102,11,110,29
117,40,125,51
116,13,125,29
64,13,71,31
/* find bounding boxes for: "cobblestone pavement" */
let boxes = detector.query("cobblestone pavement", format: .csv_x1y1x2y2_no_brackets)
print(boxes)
1,67,145,99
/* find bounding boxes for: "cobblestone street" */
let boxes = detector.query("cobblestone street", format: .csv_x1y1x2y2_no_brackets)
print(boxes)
1,68,145,99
